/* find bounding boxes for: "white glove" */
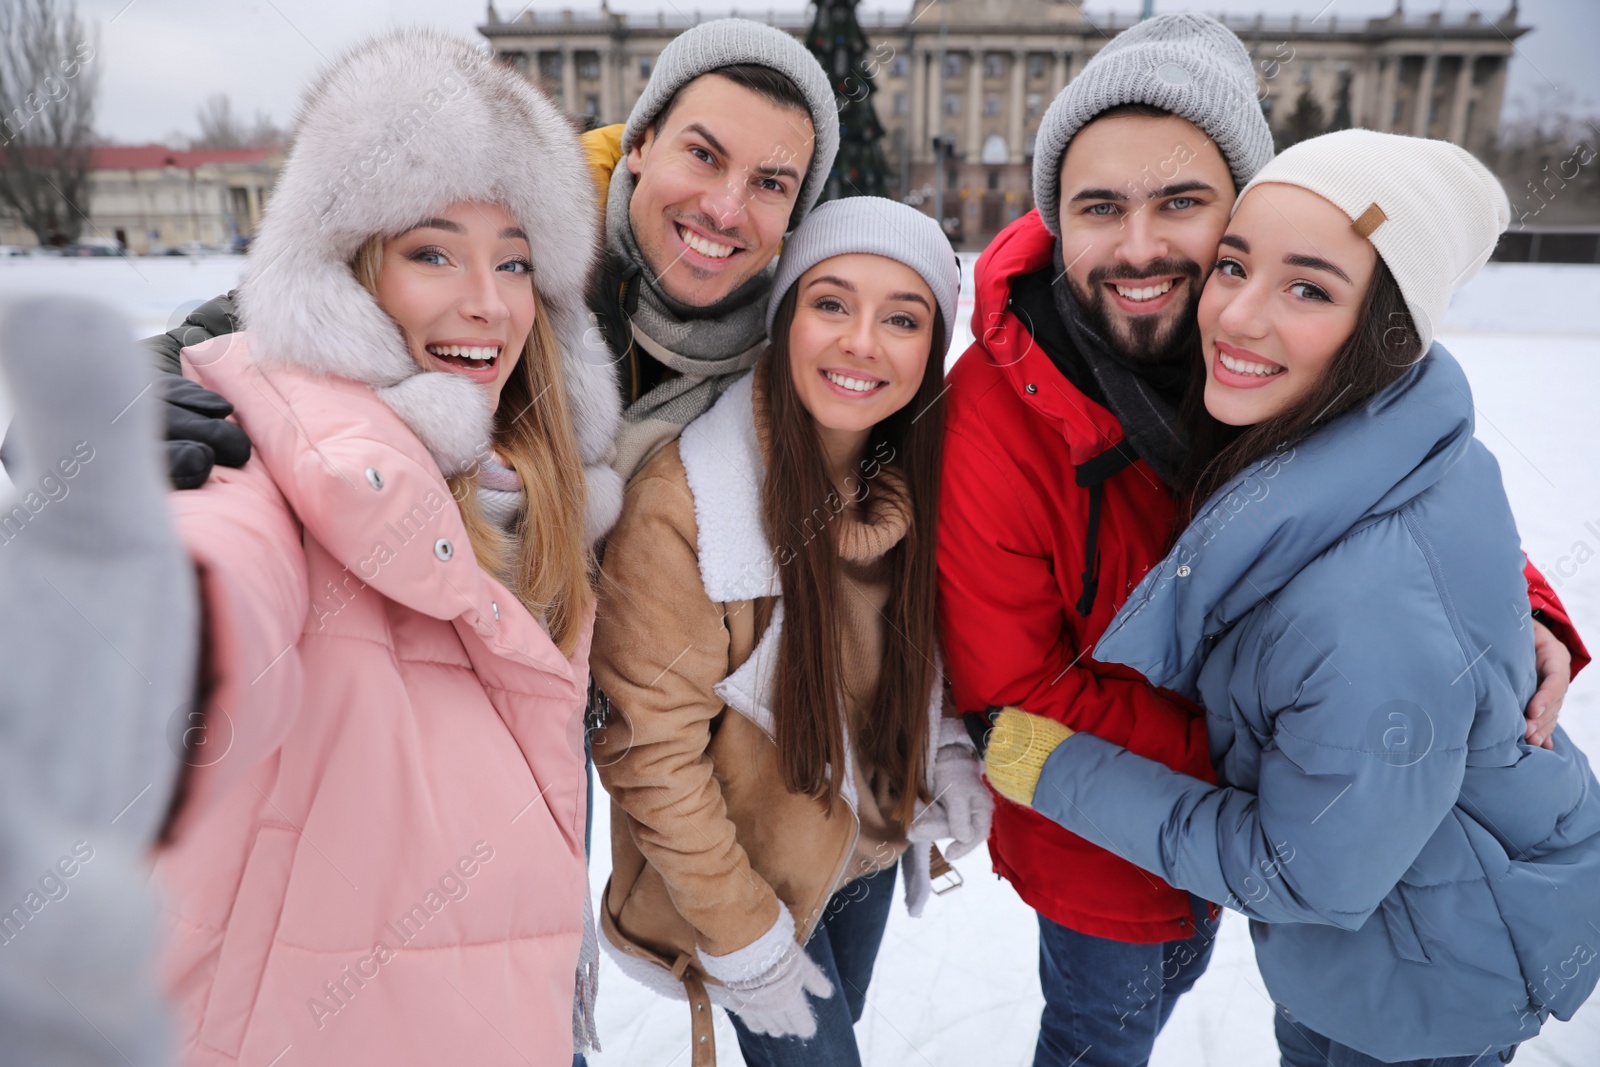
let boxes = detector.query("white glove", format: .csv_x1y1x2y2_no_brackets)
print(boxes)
908,718,993,861
698,907,834,1039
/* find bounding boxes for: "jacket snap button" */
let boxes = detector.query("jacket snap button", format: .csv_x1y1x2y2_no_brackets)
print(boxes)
365,467,383,490
1025,383,1038,394
491,601,500,621
1177,564,1192,577
434,538,454,561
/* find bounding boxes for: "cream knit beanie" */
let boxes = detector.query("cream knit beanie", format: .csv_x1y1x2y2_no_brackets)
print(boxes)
1236,129,1510,349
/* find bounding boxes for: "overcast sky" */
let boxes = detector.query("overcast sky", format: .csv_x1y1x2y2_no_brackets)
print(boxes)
79,0,1598,145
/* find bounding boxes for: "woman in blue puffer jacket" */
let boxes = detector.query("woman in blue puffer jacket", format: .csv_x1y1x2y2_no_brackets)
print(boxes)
981,129,1600,1066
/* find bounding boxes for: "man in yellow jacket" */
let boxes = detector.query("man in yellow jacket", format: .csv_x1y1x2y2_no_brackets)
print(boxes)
577,18,837,476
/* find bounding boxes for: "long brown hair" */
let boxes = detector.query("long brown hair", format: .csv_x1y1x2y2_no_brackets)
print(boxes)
759,285,946,828
352,235,594,655
1180,257,1420,517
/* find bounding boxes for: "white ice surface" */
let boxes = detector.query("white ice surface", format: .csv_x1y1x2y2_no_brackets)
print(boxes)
0,256,1595,1065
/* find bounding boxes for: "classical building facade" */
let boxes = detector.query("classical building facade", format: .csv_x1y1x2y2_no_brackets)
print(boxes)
0,144,282,252
480,0,1526,247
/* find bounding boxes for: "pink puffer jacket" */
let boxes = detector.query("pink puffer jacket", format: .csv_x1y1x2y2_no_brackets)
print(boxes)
155,333,591,1066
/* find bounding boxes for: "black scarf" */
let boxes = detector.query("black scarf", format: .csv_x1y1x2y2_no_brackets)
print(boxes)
1039,241,1192,488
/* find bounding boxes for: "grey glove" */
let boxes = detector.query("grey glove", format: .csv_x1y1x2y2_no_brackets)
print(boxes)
908,717,993,861
0,296,198,1066
699,908,835,1040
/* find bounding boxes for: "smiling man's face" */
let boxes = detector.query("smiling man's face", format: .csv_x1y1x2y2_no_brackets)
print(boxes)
1056,111,1237,365
626,73,815,307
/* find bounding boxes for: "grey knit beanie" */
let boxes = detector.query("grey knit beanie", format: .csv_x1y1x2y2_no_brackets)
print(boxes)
1032,12,1274,236
766,197,962,358
622,18,840,232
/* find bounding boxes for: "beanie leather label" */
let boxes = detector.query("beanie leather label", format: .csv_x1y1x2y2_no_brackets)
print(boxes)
1352,202,1388,239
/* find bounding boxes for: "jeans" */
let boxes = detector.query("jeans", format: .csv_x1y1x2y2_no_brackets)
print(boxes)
1033,895,1218,1067
1275,1007,1518,1066
573,733,594,1067
728,864,899,1067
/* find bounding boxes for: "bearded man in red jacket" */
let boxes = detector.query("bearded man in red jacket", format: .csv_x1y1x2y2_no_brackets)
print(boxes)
936,14,1588,1067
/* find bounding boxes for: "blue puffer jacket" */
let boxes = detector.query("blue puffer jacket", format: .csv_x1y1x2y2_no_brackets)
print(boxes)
1028,345,1600,1061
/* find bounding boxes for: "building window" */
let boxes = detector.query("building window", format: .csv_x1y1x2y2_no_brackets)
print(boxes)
638,56,652,79
584,94,600,117
984,54,1003,80
944,92,961,116
1026,92,1042,120
891,55,909,79
987,169,1001,191
1025,129,1037,160
538,52,563,81
984,92,1001,117
1298,59,1313,85
946,167,959,191
1028,54,1046,80
577,52,600,80
944,54,964,79
893,91,908,116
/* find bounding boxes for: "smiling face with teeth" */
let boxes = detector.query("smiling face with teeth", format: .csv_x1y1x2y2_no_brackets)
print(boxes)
626,73,815,308
372,200,536,411
1056,111,1235,367
783,253,938,477
1198,183,1376,426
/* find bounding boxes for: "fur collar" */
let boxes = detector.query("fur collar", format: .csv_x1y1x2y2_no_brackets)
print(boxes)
236,28,622,540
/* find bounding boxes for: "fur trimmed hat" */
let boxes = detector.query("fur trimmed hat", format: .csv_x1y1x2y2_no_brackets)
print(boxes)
238,28,623,540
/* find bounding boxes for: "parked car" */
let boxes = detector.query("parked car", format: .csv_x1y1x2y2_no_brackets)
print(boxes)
0,245,29,257
62,237,125,257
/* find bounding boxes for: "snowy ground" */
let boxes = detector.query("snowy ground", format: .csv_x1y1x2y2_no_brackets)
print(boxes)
0,257,1597,1065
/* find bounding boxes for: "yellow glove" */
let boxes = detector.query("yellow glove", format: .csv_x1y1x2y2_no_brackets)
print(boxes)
982,707,1075,808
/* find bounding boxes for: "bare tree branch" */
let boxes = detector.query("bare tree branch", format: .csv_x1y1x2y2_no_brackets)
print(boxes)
0,0,100,246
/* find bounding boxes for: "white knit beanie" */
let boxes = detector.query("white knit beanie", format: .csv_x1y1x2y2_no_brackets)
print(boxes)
1032,12,1274,237
1236,129,1510,350
622,18,840,232
766,197,962,358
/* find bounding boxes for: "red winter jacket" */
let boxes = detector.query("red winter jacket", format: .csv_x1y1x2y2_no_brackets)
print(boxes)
937,210,1589,944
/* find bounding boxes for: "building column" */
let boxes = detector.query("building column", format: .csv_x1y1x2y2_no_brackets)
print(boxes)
1009,50,1026,164
561,46,577,113
966,50,983,157
1376,56,1399,132
600,47,617,124
1350,57,1373,127
908,46,926,165
1414,51,1438,137
1477,57,1509,155
1446,53,1474,146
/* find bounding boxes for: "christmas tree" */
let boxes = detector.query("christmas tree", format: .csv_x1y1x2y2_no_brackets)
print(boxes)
805,0,890,199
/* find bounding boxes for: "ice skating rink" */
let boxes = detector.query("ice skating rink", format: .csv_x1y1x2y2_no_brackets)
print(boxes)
2,254,1596,1065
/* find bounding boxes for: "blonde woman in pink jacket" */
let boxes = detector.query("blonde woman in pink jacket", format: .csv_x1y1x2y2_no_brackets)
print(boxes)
152,31,622,1066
